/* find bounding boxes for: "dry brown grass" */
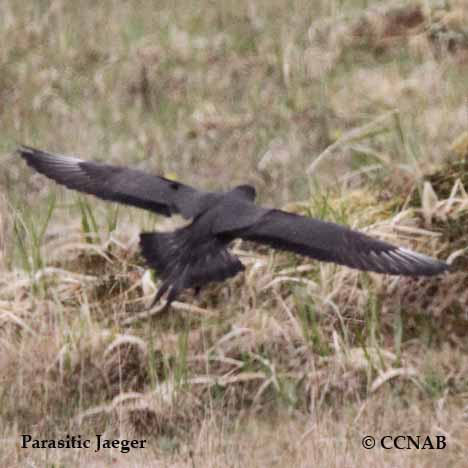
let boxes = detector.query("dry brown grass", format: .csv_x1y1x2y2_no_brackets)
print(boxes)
1,0,468,466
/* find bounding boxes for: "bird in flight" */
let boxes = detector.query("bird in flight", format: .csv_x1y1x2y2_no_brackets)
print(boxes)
18,145,449,308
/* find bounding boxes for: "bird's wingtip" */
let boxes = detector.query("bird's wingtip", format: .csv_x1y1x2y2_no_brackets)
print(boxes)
396,247,451,276
17,144,38,157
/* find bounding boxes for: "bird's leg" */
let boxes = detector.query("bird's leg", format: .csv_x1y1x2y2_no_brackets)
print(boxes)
147,279,171,310
194,286,201,297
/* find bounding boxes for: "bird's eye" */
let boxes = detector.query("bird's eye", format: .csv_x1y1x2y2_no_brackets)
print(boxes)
170,182,179,190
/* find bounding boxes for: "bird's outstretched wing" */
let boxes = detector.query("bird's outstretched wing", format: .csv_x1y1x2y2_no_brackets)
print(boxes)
17,145,211,219
219,208,449,276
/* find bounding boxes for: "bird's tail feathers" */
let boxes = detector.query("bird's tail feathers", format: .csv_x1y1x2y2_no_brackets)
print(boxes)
140,230,184,275
140,229,244,307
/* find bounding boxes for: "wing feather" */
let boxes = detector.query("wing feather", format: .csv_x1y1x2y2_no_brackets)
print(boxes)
234,209,449,276
17,145,209,218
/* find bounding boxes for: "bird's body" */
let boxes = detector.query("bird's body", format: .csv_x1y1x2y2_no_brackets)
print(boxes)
17,145,450,307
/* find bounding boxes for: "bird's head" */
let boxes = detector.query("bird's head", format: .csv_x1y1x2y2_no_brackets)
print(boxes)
231,184,257,202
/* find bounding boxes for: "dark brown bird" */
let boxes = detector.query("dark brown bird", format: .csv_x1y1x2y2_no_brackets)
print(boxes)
18,145,449,308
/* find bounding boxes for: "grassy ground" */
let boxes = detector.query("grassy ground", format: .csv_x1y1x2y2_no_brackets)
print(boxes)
1,0,468,466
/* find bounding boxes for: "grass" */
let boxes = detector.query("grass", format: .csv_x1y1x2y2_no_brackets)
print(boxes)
1,0,468,466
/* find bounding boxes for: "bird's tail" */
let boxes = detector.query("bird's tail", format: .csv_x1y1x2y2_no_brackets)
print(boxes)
139,228,244,308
